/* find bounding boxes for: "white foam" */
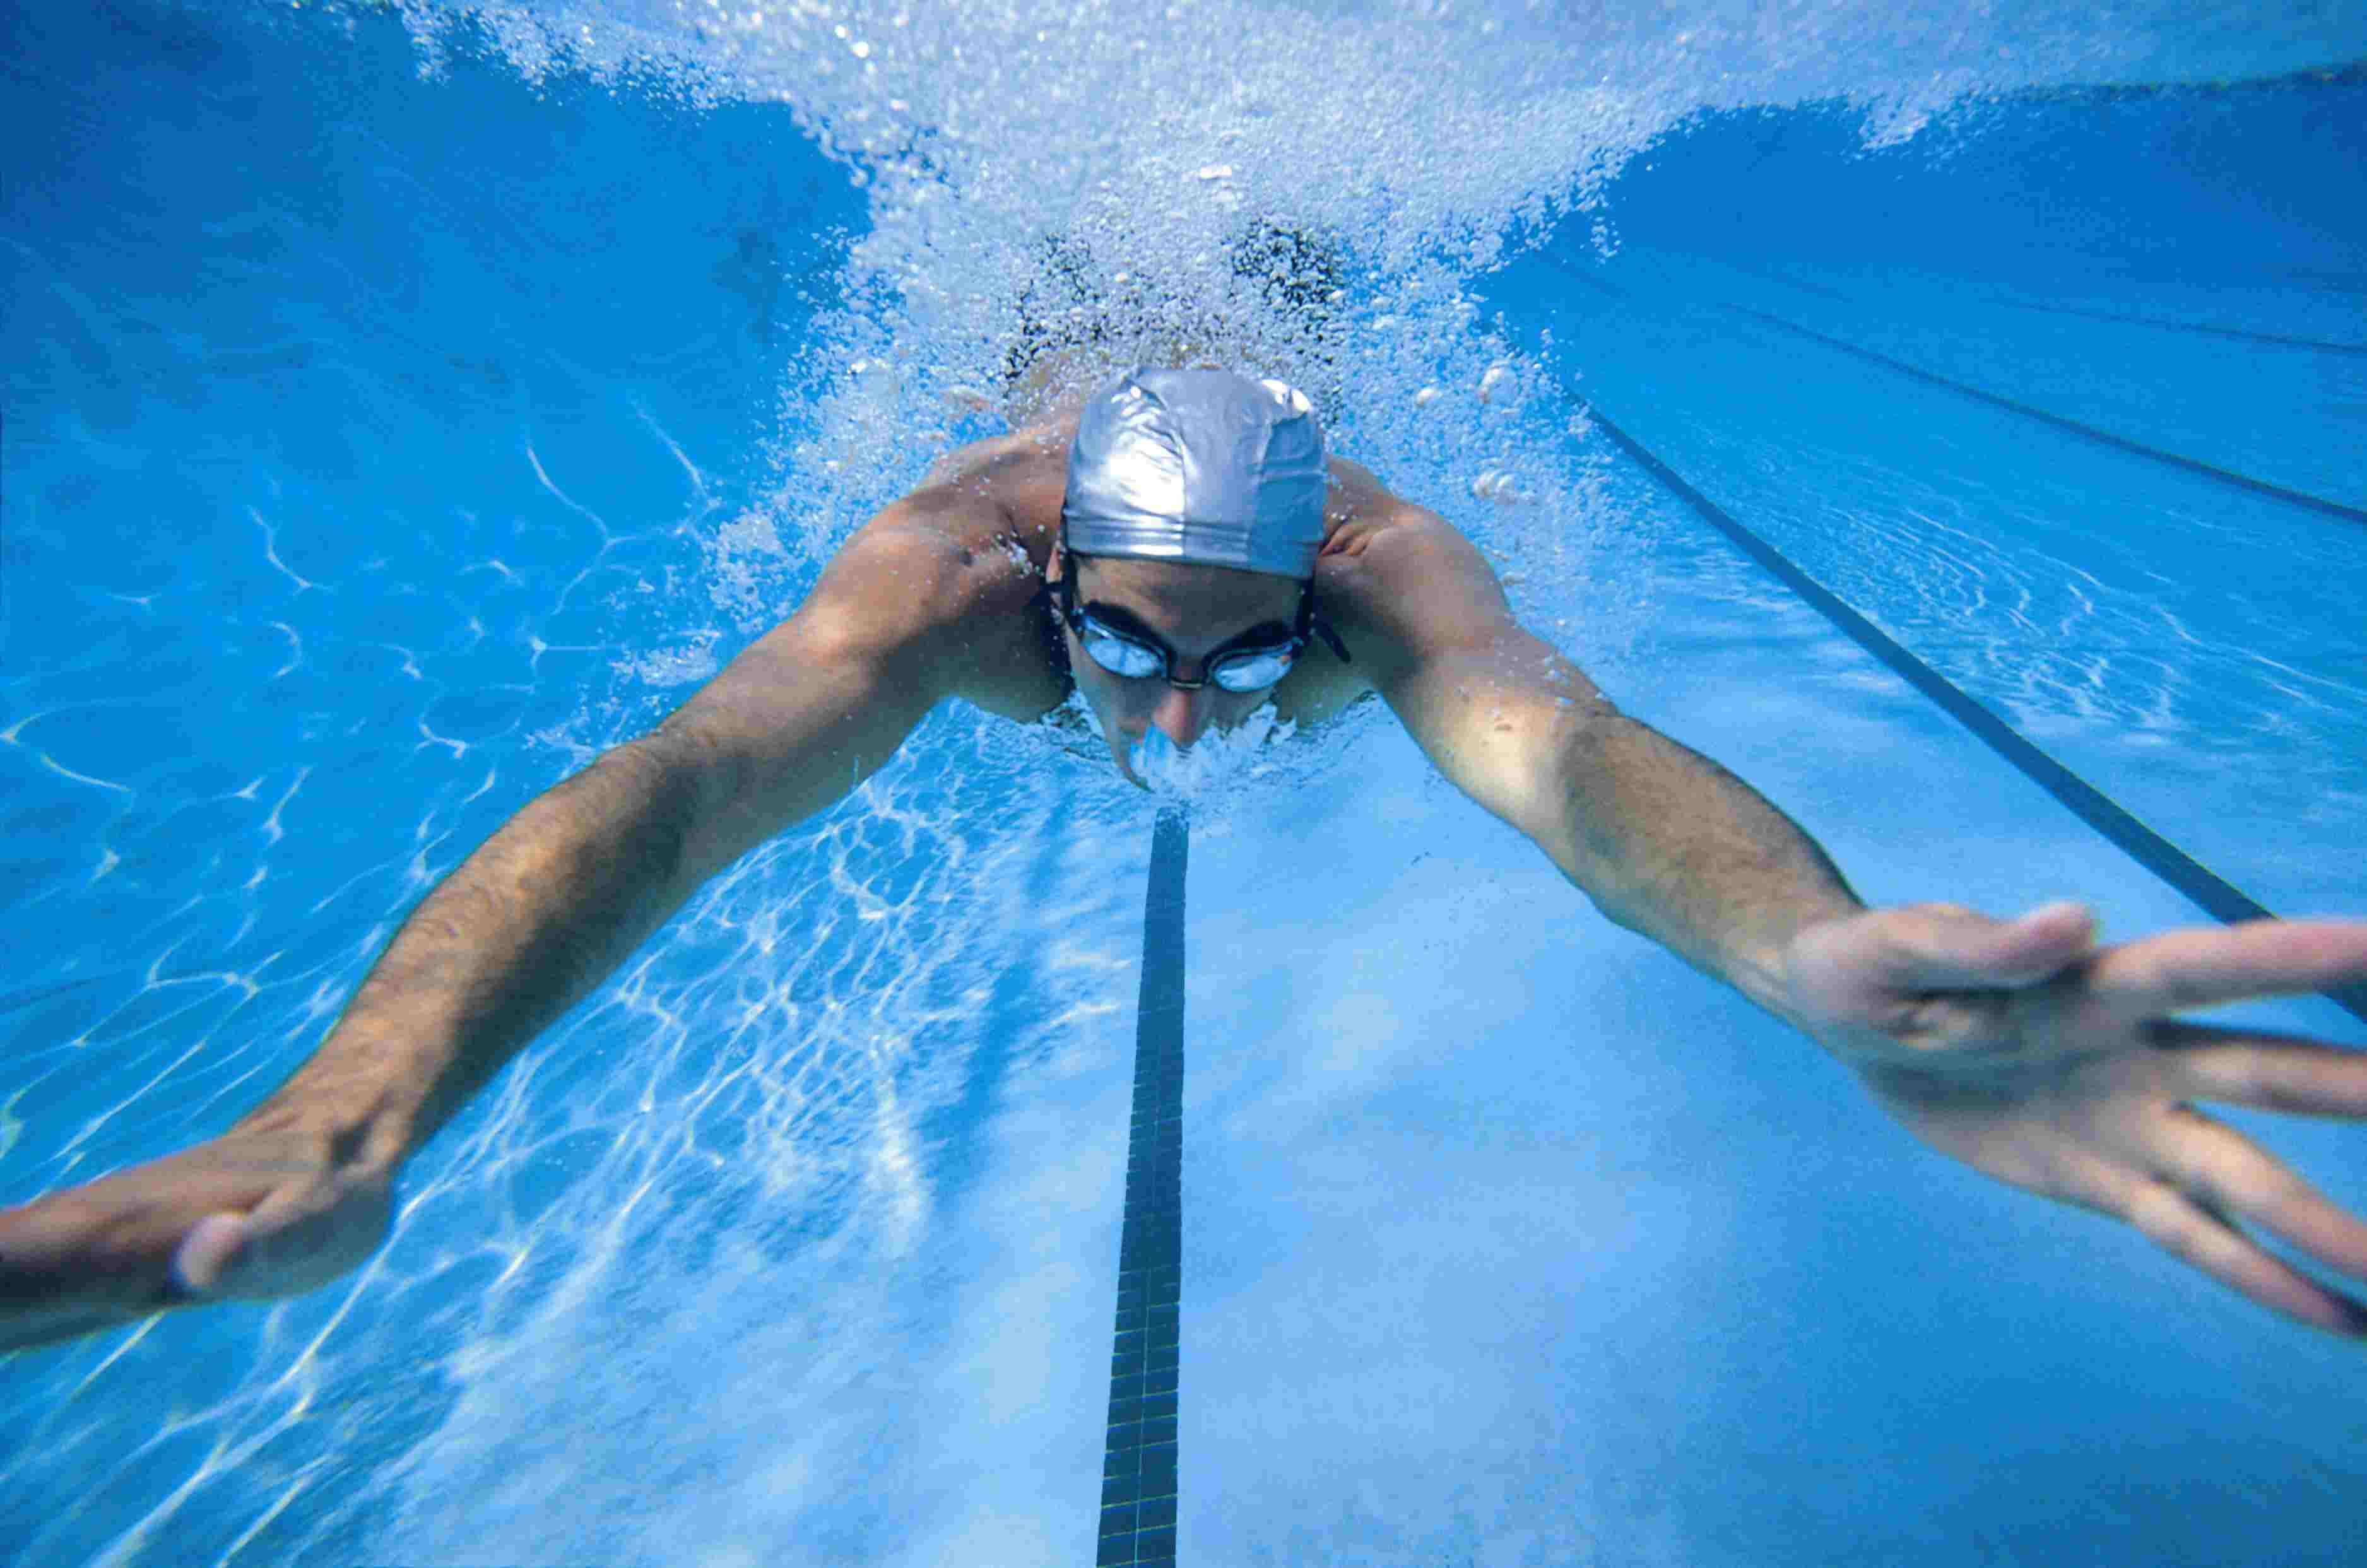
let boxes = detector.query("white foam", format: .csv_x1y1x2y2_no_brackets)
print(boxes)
374,0,2367,605
1126,701,1300,806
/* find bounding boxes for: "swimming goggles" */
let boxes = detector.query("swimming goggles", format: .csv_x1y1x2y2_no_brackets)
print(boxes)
1055,561,1349,693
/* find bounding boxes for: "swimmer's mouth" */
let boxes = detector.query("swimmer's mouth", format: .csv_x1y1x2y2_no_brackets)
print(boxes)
1125,727,1180,786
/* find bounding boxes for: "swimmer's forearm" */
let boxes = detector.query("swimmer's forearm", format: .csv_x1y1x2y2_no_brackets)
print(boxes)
235,739,706,1168
1544,713,1862,1025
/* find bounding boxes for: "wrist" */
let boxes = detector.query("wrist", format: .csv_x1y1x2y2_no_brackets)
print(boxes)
1754,900,1870,1035
233,1066,423,1179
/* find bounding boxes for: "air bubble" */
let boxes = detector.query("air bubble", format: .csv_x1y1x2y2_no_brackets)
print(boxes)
1470,469,1525,504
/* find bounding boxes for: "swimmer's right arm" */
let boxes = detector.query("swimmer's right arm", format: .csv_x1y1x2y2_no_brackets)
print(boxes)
0,498,1010,1354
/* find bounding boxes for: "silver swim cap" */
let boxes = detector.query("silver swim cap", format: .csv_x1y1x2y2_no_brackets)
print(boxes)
1061,367,1328,580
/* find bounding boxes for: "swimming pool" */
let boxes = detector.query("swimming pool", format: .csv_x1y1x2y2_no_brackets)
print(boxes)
4,2,2364,1563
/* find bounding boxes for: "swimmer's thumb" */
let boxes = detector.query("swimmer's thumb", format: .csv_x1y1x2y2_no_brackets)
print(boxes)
169,1212,256,1299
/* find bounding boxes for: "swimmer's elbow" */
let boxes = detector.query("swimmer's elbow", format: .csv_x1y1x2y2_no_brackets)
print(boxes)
1423,686,1619,841
1508,695,1634,864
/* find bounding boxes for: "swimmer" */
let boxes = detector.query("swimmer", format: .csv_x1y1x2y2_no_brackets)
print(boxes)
4,366,2366,1352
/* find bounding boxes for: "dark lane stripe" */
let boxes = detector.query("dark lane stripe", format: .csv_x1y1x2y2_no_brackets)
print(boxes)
1581,399,2367,1026
1534,252,2367,525
1097,808,1188,1565
1672,250,2367,355
1987,297,2367,357
1725,304,2367,526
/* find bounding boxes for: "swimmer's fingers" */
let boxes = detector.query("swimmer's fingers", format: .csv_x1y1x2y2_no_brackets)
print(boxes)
2157,1025,2367,1119
2074,1125,2367,1338
0,1182,208,1352
2078,919,2367,1031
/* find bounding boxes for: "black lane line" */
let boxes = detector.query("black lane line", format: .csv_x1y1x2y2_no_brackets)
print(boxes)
1578,399,2367,1027
1660,249,2367,355
1096,807,1188,1567
1533,251,2367,524
1986,297,2367,358
1725,304,2367,527
1724,257,1853,303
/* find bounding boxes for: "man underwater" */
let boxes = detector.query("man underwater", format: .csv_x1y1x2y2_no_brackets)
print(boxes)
4,363,2366,1351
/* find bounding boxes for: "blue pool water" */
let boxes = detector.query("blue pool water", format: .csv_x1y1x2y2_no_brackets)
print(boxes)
3,3,2364,1564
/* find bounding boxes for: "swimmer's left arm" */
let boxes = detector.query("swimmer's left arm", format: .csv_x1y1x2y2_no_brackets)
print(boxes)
1324,500,1861,1023
1333,488,2367,1338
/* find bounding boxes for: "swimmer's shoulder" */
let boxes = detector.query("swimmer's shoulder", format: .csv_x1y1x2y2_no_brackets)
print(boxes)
919,421,1075,515
1317,452,1459,564
1311,454,1504,657
858,421,1073,596
834,488,1043,634
797,430,1071,716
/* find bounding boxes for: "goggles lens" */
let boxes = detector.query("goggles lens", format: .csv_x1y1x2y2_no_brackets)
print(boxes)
1076,612,1299,693
1207,646,1296,692
1078,622,1167,681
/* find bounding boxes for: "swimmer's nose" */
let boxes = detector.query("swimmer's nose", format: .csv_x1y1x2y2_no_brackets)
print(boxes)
1151,683,1216,750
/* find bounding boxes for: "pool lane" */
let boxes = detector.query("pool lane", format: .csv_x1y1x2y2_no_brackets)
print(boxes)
1487,245,2367,922
1581,396,2366,1023
1582,245,2367,514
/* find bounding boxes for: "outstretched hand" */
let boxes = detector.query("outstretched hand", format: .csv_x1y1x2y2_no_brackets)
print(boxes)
0,1115,393,1355
1783,902,2367,1336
